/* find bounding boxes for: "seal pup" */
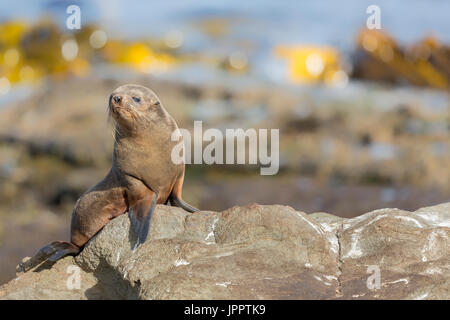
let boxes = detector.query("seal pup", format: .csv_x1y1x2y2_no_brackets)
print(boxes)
38,84,199,262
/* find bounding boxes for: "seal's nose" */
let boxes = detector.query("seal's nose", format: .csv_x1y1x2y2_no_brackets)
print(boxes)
113,95,121,103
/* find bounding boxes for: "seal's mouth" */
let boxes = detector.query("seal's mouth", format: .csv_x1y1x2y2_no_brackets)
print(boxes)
108,100,137,124
110,104,127,118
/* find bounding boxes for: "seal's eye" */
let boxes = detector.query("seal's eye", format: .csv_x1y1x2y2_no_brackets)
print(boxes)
132,97,141,103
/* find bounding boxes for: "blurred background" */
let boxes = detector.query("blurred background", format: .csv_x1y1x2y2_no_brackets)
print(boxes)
0,0,449,284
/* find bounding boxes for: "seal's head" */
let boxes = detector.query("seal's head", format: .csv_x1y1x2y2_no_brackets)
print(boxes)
108,84,164,132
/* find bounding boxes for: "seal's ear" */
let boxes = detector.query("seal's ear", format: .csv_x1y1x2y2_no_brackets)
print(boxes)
153,101,160,107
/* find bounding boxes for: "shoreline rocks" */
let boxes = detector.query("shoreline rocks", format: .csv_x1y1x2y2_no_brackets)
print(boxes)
1,202,449,300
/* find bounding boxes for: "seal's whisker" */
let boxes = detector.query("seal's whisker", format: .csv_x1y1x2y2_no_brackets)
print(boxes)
113,125,122,145
126,102,141,121
111,129,117,145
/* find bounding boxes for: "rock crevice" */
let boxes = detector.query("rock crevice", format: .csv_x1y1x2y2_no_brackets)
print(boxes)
335,223,344,297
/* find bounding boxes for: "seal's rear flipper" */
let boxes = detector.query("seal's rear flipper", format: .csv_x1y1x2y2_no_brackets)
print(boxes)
169,194,199,213
39,241,80,262
18,241,80,272
129,191,157,246
169,174,200,213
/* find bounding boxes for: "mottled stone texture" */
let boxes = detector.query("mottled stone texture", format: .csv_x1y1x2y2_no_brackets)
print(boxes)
1,203,449,299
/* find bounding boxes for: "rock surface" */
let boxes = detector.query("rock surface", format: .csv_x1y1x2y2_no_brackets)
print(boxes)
1,202,449,300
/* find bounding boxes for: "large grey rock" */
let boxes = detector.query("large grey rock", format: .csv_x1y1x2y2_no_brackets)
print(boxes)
1,203,449,299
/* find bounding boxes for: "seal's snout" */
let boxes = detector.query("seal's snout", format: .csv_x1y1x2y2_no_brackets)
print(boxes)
113,95,122,103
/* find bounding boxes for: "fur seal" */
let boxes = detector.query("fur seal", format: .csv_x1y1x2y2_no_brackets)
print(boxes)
38,84,199,262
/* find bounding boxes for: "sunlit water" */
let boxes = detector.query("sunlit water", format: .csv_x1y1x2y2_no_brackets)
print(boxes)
0,0,449,103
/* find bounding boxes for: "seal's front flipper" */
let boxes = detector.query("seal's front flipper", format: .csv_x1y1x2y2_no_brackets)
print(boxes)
128,191,157,246
39,241,80,262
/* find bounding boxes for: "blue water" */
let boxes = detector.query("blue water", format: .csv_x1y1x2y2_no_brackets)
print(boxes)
1,0,449,47
1,0,449,87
